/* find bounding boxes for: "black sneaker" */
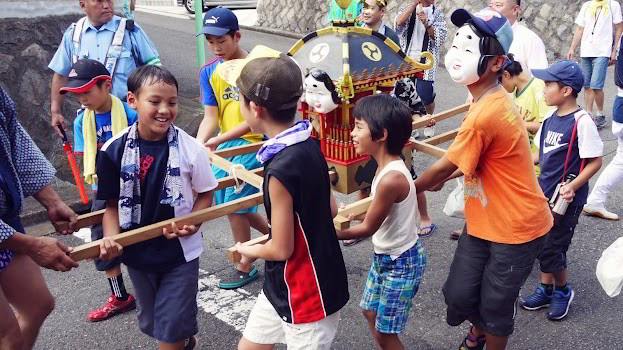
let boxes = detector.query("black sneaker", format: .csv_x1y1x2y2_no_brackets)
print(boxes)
218,266,259,290
593,114,607,129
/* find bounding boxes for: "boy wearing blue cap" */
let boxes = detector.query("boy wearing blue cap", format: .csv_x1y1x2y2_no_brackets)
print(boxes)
415,8,553,350
195,7,269,289
521,61,603,321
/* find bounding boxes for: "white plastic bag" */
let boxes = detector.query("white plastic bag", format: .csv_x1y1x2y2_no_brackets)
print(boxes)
596,236,623,297
443,179,464,218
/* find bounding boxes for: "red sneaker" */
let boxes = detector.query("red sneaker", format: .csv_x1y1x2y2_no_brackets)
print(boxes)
87,294,136,322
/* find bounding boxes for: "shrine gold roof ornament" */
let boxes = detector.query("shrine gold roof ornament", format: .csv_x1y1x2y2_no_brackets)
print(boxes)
288,23,433,101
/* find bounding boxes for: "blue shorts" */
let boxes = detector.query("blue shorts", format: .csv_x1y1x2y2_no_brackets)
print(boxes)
212,138,262,214
416,79,436,106
581,57,609,90
360,241,427,334
127,259,199,343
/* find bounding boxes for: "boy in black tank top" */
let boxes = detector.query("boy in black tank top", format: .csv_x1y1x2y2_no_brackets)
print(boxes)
220,46,349,349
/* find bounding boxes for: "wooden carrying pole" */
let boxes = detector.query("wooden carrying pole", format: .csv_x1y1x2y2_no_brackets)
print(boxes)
69,104,466,263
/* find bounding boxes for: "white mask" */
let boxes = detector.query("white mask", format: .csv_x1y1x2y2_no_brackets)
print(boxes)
303,75,339,114
444,25,482,86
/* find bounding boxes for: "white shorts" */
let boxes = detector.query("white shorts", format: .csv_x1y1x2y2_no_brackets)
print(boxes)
242,291,341,350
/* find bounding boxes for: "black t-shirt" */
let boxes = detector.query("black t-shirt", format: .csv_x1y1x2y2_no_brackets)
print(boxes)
96,133,185,272
262,138,349,324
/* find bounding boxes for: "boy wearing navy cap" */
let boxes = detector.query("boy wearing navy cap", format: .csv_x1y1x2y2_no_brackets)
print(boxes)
195,7,270,290
60,58,138,322
521,61,603,321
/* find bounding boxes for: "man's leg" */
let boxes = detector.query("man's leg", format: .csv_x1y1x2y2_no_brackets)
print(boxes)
594,89,605,115
0,287,23,350
0,254,55,349
585,88,595,115
585,151,623,219
417,192,435,236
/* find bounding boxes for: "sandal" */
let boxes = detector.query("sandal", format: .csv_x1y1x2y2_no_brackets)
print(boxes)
343,237,365,246
459,326,486,350
450,229,462,240
418,223,438,237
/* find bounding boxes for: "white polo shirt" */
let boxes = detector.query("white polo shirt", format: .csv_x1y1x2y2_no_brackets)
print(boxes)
576,0,623,57
509,22,549,72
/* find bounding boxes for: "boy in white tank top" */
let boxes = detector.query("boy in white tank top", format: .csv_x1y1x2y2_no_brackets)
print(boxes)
337,94,427,349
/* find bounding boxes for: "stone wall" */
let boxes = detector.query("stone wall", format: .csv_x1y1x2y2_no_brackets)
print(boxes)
257,0,582,61
0,15,82,182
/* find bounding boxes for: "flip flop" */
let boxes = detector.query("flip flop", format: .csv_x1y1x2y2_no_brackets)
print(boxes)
450,229,462,240
418,223,438,237
343,237,365,246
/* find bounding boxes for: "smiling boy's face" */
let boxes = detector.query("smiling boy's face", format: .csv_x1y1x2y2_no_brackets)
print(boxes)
128,81,178,141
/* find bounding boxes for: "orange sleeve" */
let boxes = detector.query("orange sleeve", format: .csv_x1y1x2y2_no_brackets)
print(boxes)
446,128,489,177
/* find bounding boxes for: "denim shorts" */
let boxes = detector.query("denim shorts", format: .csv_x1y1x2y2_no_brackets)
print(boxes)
581,57,609,90
360,241,427,334
212,138,261,214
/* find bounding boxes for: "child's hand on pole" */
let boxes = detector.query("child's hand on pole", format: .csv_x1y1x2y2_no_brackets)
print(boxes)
162,221,198,239
99,237,123,261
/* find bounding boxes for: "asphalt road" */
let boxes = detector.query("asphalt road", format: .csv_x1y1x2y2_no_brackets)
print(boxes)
32,10,623,350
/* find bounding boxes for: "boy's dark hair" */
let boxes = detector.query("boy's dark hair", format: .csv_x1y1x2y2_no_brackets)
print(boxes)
205,30,237,40
502,53,523,77
353,94,412,156
468,23,506,76
241,93,298,124
555,81,579,98
128,65,179,96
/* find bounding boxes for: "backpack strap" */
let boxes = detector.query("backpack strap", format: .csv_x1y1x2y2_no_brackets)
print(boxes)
561,111,589,181
71,17,88,64
104,18,127,78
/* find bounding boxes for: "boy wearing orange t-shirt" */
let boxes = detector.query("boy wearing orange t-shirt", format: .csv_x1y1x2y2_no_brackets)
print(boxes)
415,9,553,350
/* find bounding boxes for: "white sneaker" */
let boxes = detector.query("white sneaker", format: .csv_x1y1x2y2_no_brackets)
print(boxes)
583,205,619,220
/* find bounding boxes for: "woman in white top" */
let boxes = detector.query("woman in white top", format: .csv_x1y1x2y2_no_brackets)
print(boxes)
337,94,426,350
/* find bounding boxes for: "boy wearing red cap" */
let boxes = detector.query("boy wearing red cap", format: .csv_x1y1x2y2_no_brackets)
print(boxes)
60,58,138,322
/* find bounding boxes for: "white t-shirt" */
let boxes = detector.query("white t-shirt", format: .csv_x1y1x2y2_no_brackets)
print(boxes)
174,127,219,262
406,6,434,60
576,0,623,57
534,110,604,159
509,22,549,72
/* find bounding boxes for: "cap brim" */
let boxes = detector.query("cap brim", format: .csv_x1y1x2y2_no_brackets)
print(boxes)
531,69,559,83
217,45,283,87
59,75,111,94
451,8,496,37
196,26,232,37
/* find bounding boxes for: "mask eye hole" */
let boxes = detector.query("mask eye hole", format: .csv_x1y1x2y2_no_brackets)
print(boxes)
467,35,473,40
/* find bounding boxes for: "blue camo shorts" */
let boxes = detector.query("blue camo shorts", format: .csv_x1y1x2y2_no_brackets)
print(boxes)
212,138,262,214
360,240,427,334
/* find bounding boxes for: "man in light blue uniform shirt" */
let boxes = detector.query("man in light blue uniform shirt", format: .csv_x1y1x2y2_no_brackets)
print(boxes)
49,0,160,135
47,0,160,323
